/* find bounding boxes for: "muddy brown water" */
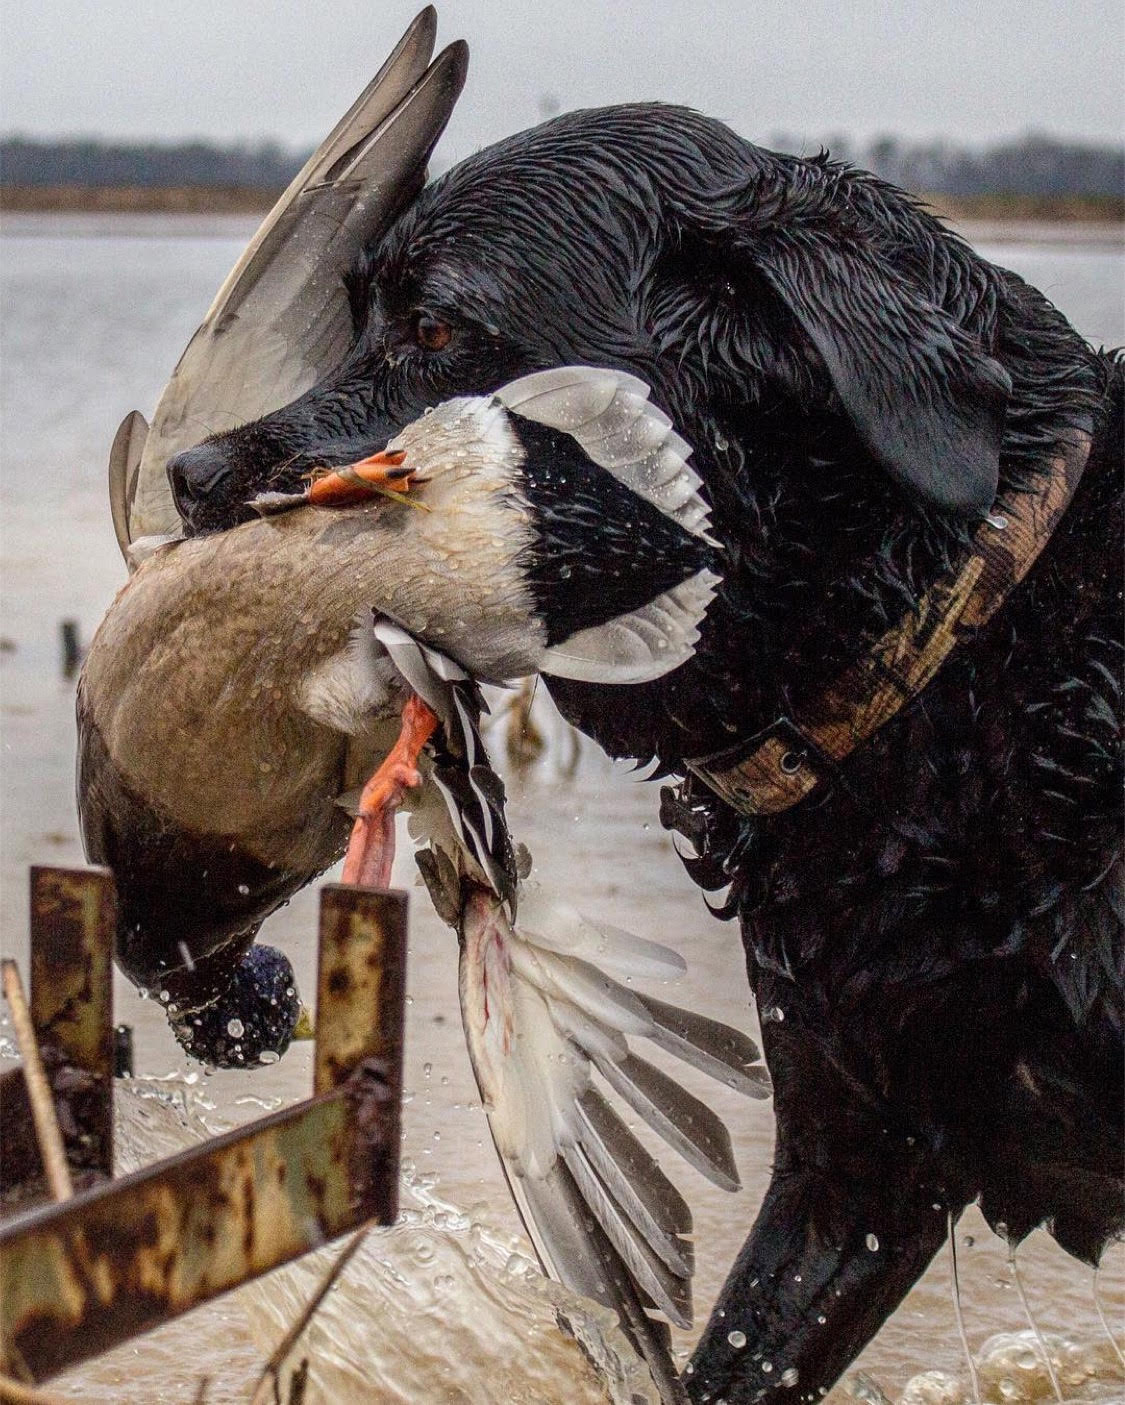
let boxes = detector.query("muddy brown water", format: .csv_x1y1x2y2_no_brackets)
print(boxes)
1,214,1121,1403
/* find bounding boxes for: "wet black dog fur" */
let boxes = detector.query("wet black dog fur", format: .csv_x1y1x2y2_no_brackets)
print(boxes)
167,106,1124,1403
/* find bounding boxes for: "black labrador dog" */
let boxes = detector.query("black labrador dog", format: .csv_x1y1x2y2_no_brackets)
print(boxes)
167,106,1123,1403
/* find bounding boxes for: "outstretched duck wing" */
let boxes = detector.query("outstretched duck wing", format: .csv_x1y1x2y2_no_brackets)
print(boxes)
454,883,769,1402
117,9,468,551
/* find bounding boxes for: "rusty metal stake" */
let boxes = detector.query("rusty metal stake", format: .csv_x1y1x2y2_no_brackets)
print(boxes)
29,867,115,1179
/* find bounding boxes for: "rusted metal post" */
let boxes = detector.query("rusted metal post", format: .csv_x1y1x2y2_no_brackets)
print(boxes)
315,886,408,1090
315,886,408,1224
0,1089,390,1380
28,867,115,1179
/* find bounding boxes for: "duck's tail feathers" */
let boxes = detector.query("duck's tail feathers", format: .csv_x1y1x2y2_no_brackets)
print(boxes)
540,567,722,686
458,885,769,1366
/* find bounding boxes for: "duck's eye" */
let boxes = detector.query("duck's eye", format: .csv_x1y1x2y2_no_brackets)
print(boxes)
414,314,452,351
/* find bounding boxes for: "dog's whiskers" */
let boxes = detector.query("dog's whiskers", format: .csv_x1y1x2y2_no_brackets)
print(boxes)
1092,1265,1125,1371
949,1212,981,1405
1009,1244,1063,1402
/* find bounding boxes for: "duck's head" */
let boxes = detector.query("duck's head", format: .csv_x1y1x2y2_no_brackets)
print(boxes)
167,944,301,1069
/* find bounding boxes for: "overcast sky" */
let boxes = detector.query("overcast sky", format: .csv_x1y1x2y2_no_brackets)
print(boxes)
2,0,1122,160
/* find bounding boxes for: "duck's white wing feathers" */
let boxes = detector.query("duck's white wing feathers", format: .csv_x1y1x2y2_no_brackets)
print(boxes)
496,367,718,544
455,884,769,1361
540,567,722,685
120,11,467,549
503,1161,690,1405
322,615,761,1401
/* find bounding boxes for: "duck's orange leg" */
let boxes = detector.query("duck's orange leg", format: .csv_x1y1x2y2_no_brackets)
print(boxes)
308,450,415,507
342,694,439,889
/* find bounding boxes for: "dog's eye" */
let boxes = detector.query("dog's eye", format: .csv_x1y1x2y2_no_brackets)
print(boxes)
414,314,452,352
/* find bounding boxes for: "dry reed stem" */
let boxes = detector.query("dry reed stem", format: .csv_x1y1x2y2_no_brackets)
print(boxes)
0,960,73,1201
0,1375,69,1404
248,1228,369,1405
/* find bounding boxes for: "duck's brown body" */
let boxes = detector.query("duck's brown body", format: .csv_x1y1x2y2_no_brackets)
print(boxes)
84,520,373,872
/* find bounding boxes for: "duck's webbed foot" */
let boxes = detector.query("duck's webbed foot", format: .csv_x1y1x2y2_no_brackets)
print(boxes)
685,1147,958,1404
342,693,438,888
307,449,418,507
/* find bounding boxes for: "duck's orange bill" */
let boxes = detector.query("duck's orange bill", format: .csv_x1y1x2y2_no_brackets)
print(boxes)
341,693,439,890
307,449,412,507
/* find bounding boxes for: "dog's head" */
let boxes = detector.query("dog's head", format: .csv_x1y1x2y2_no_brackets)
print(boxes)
168,104,1012,538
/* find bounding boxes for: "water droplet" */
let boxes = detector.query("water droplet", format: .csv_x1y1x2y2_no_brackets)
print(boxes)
158,989,170,1003
227,1018,245,1038
816,1315,827,1325
727,1330,746,1349
761,1360,773,1373
781,1367,799,1388
714,431,729,451
423,1061,433,1078
259,1050,280,1064
237,883,250,896
865,1233,879,1252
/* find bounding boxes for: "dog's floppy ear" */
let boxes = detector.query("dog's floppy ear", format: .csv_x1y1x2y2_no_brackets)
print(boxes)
677,167,1011,515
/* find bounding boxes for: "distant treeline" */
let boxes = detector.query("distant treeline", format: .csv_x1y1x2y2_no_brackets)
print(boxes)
773,131,1124,199
1,131,1122,199
0,137,303,190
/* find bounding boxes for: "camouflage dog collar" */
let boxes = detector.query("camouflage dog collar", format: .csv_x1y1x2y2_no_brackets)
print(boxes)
687,433,1092,818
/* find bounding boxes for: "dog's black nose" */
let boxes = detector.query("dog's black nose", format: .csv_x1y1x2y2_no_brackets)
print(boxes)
166,442,234,524
165,441,247,528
